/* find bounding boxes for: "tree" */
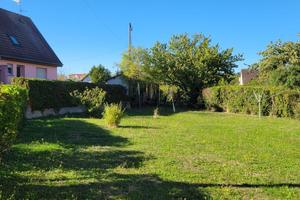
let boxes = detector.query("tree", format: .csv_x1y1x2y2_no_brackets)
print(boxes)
255,40,300,88
160,85,179,112
143,34,243,105
57,70,67,81
119,47,148,108
89,64,111,84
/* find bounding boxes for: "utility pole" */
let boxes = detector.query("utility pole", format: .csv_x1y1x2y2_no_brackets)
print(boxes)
128,23,133,54
128,23,141,108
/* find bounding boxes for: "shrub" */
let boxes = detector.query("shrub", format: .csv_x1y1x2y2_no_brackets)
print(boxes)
70,87,106,117
103,103,124,128
12,78,129,111
0,85,27,157
203,86,300,119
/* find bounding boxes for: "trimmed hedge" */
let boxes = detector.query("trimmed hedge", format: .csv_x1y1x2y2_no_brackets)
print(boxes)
0,85,27,156
12,78,129,111
203,86,300,118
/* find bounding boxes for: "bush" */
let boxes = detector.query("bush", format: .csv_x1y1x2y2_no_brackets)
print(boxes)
0,85,27,157
70,87,106,117
12,78,129,111
203,86,300,118
103,103,124,128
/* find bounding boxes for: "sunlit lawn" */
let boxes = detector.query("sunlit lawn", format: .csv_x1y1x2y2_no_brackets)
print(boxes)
0,107,299,199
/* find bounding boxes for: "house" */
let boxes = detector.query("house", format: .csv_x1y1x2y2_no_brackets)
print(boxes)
68,73,87,81
81,73,129,93
81,72,158,105
0,8,62,84
239,69,258,85
81,73,92,83
106,74,129,93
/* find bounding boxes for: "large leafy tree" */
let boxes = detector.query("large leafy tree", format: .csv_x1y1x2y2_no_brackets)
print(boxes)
143,34,243,104
119,47,147,80
89,64,111,84
255,40,300,88
119,47,148,108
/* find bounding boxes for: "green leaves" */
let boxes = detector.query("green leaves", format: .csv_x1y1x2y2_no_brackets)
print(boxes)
203,85,300,118
255,40,300,88
119,47,148,81
70,87,106,117
89,64,111,84
0,85,27,155
144,33,243,104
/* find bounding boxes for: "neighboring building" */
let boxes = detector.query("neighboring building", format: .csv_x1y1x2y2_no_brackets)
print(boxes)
239,69,258,85
68,73,87,81
106,74,129,93
81,73,129,93
0,8,62,84
81,73,92,83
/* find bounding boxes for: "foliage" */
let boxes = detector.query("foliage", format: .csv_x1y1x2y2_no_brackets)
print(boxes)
160,85,179,112
57,70,68,81
103,103,124,128
89,64,111,84
0,85,27,156
70,87,106,117
119,47,149,108
0,110,299,199
269,65,300,89
119,47,147,81
203,85,300,118
143,34,243,104
12,78,128,111
254,40,300,88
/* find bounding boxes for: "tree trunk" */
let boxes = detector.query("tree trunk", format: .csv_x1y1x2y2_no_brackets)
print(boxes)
158,85,160,107
172,97,176,113
258,100,261,119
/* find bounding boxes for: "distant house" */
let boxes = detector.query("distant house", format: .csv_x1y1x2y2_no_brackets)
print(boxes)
239,69,258,85
81,73,92,83
106,74,129,93
68,73,87,81
81,73,129,93
0,8,62,84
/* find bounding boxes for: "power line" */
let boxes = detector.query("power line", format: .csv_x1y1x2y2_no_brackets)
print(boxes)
80,0,126,43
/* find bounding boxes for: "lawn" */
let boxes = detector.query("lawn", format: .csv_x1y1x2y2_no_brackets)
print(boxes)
0,107,299,199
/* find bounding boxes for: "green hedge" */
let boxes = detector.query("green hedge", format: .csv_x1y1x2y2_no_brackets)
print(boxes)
12,78,129,111
203,86,300,118
0,85,27,156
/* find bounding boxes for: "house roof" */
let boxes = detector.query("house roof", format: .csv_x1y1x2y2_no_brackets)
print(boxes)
80,73,123,82
0,8,62,66
106,74,123,81
68,73,87,80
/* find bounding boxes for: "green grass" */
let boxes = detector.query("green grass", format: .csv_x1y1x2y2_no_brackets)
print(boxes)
0,107,299,199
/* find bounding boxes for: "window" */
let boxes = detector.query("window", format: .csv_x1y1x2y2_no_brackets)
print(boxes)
36,68,47,79
8,35,20,46
17,65,24,77
7,64,13,76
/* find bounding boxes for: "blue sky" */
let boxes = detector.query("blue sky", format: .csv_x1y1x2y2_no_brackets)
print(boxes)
1,0,299,75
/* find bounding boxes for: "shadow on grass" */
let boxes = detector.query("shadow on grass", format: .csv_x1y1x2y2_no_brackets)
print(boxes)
0,173,210,199
0,118,210,199
18,119,128,147
2,118,297,199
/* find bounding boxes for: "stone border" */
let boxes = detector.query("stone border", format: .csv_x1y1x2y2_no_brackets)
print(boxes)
26,105,86,119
